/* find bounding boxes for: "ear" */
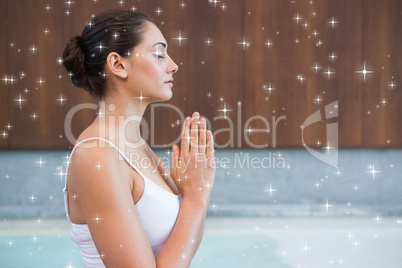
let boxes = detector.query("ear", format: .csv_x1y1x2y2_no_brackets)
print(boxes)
106,52,128,79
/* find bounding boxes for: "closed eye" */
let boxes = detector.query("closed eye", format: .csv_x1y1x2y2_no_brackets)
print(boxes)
153,51,165,60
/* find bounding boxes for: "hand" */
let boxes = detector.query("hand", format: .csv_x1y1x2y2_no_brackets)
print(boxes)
170,112,216,202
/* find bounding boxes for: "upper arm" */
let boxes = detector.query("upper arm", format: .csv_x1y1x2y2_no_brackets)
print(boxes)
69,145,156,267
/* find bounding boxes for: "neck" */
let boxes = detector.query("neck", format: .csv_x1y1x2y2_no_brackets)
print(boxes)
95,90,151,146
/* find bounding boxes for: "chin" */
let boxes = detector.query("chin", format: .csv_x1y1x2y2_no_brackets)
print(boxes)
162,88,173,100
150,90,173,103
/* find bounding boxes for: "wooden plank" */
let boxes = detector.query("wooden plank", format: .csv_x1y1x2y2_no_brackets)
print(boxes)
0,0,9,149
244,0,364,148
363,0,402,147
147,0,245,148
1,0,400,149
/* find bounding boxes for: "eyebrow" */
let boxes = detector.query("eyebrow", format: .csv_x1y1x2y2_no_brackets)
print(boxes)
152,42,167,48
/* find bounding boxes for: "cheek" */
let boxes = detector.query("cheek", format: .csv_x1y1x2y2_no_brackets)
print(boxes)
143,60,164,80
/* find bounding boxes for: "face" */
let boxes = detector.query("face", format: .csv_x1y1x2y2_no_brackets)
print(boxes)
125,22,178,102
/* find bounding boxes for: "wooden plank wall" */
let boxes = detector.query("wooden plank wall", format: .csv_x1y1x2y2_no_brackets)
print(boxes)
0,0,401,149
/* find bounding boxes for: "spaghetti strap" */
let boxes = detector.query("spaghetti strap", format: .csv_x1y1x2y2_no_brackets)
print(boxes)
64,137,148,187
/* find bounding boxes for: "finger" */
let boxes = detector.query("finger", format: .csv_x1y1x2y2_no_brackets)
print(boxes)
170,145,178,178
206,130,214,159
181,116,187,138
190,113,199,154
180,117,190,155
198,118,206,155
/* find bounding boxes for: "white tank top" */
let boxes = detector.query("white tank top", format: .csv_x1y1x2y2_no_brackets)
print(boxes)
63,137,182,268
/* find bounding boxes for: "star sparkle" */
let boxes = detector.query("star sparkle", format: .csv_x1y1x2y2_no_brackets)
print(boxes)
311,62,321,73
36,78,46,86
57,95,67,105
355,62,375,83
265,40,273,48
263,83,275,94
96,163,102,170
366,164,381,179
179,1,187,8
321,199,334,213
54,166,65,181
134,90,149,105
1,130,9,139
373,214,382,223
93,214,103,224
238,37,251,50
328,17,338,28
388,81,396,89
29,45,38,54
328,52,337,61
64,262,76,268
36,157,46,168
30,112,39,121
313,96,322,104
2,74,17,85
31,235,38,243
13,94,27,109
353,184,360,192
205,38,213,46
293,13,303,24
216,102,232,117
316,39,323,47
346,232,353,240
96,42,105,52
155,7,163,15
301,242,311,254
297,74,305,83
172,31,188,47
29,194,37,203
64,0,74,8
264,184,277,198
209,0,221,8
323,67,335,79
323,142,335,154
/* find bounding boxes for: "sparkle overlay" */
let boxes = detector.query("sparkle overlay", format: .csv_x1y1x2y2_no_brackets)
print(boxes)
0,1,401,267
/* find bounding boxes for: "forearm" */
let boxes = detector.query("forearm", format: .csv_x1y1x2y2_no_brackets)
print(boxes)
156,196,209,268
193,205,207,253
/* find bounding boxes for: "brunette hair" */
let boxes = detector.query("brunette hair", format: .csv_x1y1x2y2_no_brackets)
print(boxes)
62,9,153,99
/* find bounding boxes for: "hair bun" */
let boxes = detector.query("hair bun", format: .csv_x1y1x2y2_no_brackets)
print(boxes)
62,36,89,89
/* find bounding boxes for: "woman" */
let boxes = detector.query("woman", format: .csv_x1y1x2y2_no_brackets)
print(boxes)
62,9,215,267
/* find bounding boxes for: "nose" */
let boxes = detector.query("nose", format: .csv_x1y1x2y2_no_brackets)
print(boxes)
167,55,178,74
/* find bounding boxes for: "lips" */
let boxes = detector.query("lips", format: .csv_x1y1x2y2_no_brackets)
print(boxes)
165,79,174,83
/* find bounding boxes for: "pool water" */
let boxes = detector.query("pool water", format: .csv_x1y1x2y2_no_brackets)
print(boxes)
0,233,287,268
1,217,402,268
0,234,81,268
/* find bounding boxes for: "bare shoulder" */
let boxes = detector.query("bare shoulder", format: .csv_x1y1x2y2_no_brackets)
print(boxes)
68,136,133,195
